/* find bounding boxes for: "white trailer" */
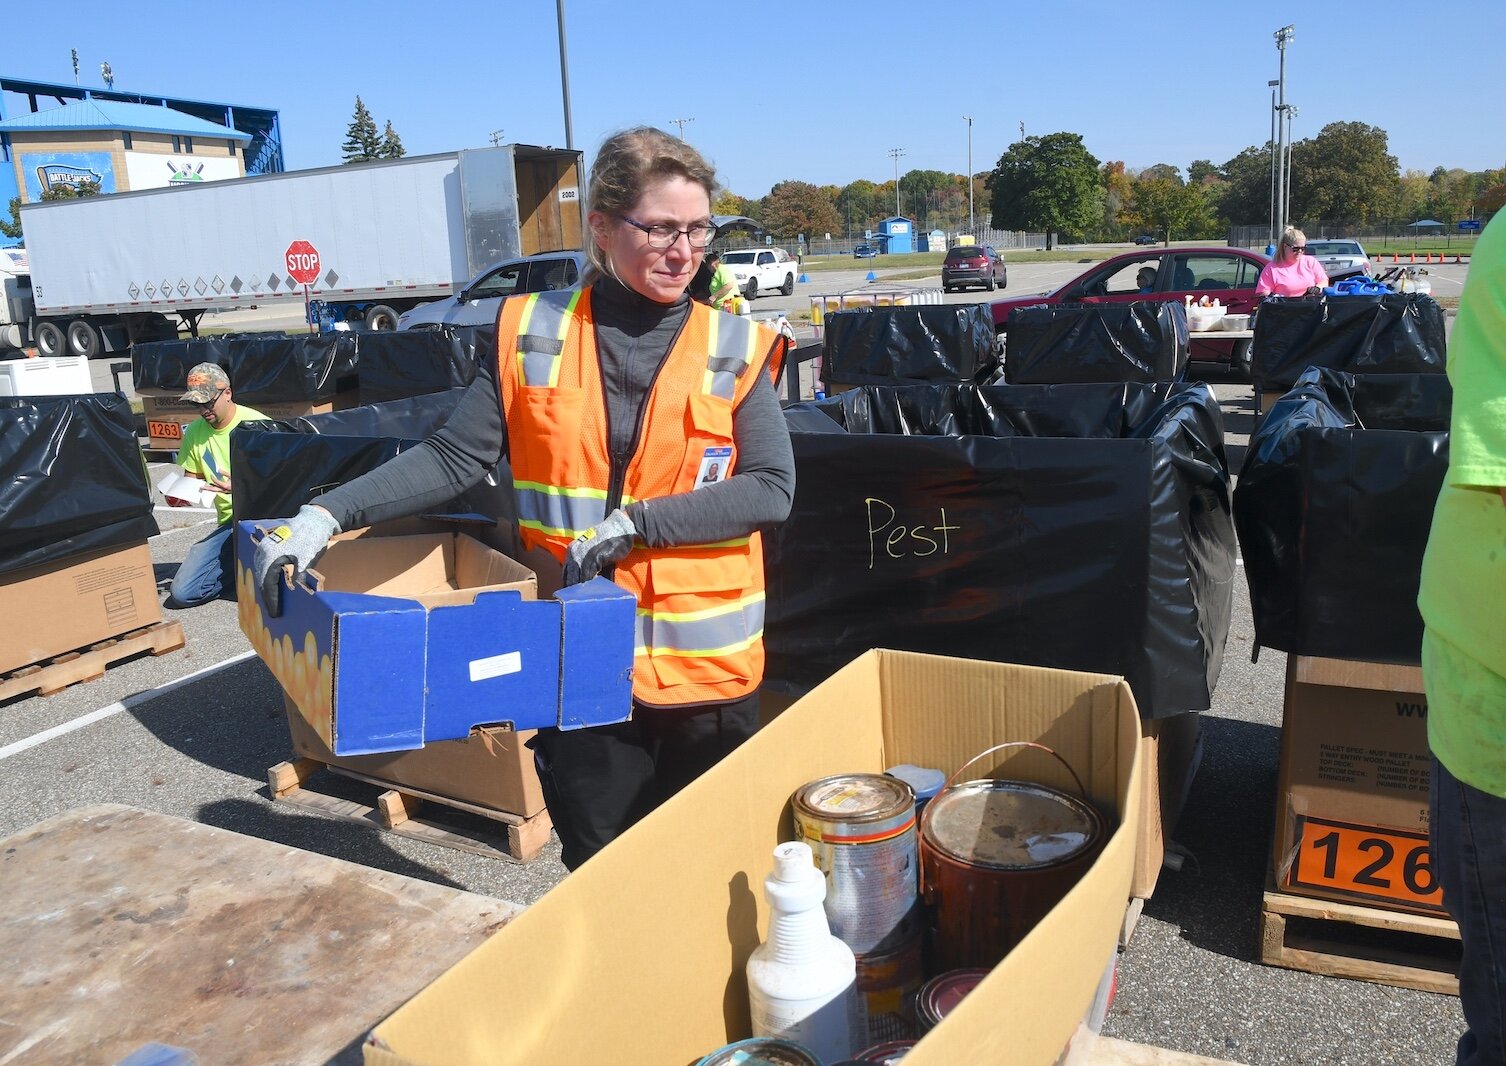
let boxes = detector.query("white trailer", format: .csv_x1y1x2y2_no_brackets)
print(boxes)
4,144,583,358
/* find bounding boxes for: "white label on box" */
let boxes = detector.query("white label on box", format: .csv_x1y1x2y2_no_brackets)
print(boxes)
469,651,522,682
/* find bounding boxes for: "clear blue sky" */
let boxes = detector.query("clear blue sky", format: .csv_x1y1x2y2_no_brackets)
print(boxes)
7,0,1502,199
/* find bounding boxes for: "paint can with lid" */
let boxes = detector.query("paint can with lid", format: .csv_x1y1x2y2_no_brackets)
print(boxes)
920,742,1106,972
695,1037,822,1066
854,925,923,1044
850,1038,918,1063
793,773,919,956
913,968,992,1035
884,764,945,817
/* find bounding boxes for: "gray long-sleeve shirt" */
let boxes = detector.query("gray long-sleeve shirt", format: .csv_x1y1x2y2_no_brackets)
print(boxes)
313,278,795,547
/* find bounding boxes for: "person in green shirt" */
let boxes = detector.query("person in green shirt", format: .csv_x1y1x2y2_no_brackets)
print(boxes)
166,363,266,608
1418,210,1506,1066
706,251,739,311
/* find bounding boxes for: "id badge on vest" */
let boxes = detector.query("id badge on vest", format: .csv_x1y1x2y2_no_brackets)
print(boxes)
695,446,732,489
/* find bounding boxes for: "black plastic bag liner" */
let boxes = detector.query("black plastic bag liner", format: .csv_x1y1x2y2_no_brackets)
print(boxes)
231,389,513,525
0,394,159,575
348,330,479,404
1234,366,1449,664
133,334,358,403
1250,293,1447,391
821,305,998,386
1004,301,1189,384
764,382,1236,719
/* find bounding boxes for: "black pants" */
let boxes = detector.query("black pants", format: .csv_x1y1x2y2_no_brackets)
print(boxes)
529,693,760,871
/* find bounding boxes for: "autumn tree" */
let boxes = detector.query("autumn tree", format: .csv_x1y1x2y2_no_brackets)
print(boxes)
1099,161,1134,239
1130,177,1212,243
986,132,1103,249
1216,144,1276,226
1188,159,1220,184
342,96,382,163
758,180,840,239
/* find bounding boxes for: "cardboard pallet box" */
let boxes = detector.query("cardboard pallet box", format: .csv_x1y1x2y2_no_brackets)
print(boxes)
0,541,161,675
365,650,1143,1066
1272,654,1439,915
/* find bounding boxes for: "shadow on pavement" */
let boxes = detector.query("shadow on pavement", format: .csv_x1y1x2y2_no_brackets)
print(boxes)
1143,715,1281,962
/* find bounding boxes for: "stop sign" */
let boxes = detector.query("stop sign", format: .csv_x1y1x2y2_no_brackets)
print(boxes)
285,240,321,286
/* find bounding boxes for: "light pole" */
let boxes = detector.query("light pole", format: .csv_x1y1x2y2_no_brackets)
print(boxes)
963,115,974,237
1282,103,1299,229
670,117,694,140
1267,80,1279,248
1273,24,1294,240
556,0,574,149
888,147,905,218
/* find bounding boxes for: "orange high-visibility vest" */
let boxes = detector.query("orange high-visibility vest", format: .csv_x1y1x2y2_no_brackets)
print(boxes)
496,287,780,708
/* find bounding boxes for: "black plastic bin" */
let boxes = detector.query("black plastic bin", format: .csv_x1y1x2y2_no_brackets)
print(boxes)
1004,301,1189,384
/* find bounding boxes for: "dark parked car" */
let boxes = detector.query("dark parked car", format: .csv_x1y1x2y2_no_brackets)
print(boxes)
853,244,880,259
941,244,1007,293
989,246,1270,378
1133,234,1159,246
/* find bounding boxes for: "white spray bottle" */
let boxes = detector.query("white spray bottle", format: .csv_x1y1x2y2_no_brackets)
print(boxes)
747,841,867,1062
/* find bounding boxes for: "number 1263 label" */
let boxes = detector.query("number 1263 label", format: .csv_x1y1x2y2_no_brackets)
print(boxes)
1286,815,1444,912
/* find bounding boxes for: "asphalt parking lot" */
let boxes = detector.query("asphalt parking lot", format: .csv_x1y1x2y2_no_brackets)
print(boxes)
5,257,1468,1064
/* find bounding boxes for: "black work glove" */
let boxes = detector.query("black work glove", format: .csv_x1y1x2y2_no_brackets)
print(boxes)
562,508,637,587
253,505,341,617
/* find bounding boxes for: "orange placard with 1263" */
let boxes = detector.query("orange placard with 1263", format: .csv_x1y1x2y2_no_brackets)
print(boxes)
1286,814,1444,912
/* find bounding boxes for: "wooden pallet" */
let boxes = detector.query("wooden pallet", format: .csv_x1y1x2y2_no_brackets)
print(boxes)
1260,889,1461,995
268,756,553,863
0,621,186,703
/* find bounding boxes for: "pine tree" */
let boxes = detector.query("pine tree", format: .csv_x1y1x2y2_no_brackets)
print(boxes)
380,120,406,160
342,96,381,164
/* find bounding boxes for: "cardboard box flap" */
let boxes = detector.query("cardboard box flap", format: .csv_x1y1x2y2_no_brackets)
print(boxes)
1291,654,1424,694
315,534,456,599
556,579,639,730
423,592,564,734
368,649,1142,1066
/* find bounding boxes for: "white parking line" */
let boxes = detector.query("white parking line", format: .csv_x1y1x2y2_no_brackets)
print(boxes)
0,650,258,762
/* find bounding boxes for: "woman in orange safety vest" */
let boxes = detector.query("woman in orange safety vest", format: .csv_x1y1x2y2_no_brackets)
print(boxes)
254,127,795,870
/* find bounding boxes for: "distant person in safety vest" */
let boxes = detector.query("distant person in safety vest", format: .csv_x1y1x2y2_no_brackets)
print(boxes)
253,126,795,871
167,363,266,608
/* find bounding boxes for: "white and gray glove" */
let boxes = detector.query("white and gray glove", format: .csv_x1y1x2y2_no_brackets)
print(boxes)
562,508,637,587
254,504,341,617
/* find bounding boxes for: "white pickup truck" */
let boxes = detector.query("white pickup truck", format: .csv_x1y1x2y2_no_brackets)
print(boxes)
720,248,797,300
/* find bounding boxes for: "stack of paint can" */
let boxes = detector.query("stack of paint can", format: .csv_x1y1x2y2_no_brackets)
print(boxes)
792,773,925,1046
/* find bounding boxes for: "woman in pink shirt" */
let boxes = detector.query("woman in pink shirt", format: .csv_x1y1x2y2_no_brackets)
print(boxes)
1256,226,1329,297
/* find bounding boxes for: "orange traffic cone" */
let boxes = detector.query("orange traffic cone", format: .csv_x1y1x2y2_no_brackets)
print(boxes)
1409,251,1416,262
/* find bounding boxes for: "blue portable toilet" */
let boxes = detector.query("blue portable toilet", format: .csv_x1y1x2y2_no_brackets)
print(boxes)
877,216,914,255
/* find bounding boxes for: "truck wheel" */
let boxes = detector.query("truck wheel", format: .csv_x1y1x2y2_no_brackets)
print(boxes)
364,304,401,331
1233,338,1254,382
35,321,67,358
66,319,103,359
744,278,758,301
781,273,794,296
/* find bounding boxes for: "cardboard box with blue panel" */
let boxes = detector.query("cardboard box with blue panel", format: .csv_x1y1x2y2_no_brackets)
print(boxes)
235,519,636,756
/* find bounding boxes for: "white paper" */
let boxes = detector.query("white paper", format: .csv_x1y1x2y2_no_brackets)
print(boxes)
156,467,219,509
468,651,523,683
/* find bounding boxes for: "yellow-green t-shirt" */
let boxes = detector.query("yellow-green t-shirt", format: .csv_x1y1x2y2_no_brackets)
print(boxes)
1417,211,1506,796
176,403,266,525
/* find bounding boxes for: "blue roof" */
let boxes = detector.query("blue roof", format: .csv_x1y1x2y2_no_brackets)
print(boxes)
0,99,250,140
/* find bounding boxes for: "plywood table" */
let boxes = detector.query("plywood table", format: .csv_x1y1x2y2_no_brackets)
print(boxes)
0,804,521,1065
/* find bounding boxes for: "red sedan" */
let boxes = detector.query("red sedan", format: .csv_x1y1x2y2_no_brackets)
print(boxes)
990,246,1269,379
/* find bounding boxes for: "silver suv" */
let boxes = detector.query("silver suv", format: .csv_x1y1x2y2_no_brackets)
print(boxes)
399,251,586,330
1305,240,1370,282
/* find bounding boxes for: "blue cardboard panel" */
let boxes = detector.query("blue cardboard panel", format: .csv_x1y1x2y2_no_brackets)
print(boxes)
423,589,565,736
329,609,428,754
556,578,638,729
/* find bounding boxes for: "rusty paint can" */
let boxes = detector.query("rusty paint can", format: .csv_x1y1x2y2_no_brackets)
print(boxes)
854,926,923,1044
913,968,992,1035
793,773,918,956
694,1036,822,1066
919,742,1106,971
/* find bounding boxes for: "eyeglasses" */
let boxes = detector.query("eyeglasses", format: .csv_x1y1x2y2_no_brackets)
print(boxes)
618,215,718,250
1289,244,1306,253
190,388,226,409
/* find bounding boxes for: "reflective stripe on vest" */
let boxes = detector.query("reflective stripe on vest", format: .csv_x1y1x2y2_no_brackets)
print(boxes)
703,312,761,399
514,480,614,540
635,592,766,659
516,290,581,388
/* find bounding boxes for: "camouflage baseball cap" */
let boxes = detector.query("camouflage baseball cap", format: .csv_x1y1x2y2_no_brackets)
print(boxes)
181,362,230,403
